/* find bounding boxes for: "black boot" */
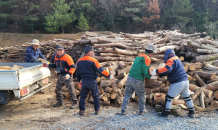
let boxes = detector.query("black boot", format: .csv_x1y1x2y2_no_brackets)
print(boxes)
53,101,63,107
188,109,195,118
121,110,126,115
70,102,78,109
158,111,170,117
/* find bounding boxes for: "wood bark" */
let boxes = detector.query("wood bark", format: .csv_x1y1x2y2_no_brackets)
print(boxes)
108,64,119,75
204,81,218,90
115,72,126,79
111,83,118,93
189,84,213,98
154,93,166,100
94,56,134,62
94,43,129,49
118,65,132,75
200,91,205,108
193,71,216,80
204,63,218,71
194,74,206,87
118,74,129,88
193,54,218,62
214,91,218,100
105,87,113,93
156,46,176,53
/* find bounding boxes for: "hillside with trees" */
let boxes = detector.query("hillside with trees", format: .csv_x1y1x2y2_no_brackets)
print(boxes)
0,0,218,39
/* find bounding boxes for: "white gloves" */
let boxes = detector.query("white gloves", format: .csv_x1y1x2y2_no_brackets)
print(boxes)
65,74,70,80
151,75,158,79
110,75,115,80
150,69,157,76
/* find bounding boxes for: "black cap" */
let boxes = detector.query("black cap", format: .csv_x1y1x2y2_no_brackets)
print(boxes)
56,45,64,50
84,45,95,53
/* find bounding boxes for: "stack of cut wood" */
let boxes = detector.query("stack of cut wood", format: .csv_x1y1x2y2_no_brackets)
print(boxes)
2,30,218,116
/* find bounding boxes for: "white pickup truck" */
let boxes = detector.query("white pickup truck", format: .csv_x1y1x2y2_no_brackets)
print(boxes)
0,63,51,104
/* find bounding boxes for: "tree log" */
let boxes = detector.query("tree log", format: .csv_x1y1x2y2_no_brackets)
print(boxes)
189,84,213,98
204,81,218,90
94,43,129,49
105,87,113,93
118,65,132,75
115,72,126,79
154,93,166,100
204,63,218,71
118,74,129,88
194,74,206,87
116,89,123,105
200,91,205,108
111,83,118,93
111,92,117,99
153,55,164,59
94,56,134,62
108,64,119,75
193,54,218,62
211,100,218,107
193,71,216,80
214,91,218,100
157,45,176,53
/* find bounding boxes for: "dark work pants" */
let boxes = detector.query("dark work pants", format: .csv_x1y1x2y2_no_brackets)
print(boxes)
79,79,100,111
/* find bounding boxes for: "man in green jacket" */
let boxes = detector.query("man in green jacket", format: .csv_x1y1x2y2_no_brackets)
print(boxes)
121,45,157,115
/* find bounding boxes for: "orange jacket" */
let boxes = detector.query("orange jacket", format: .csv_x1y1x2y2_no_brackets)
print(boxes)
49,53,76,75
76,55,110,81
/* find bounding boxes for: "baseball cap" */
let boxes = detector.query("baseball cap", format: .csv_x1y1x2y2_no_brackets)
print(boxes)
56,45,64,50
84,45,96,53
30,39,40,46
146,45,157,53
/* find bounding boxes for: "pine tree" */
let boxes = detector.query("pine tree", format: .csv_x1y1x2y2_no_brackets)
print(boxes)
163,0,194,31
44,14,59,34
44,0,76,33
76,15,89,33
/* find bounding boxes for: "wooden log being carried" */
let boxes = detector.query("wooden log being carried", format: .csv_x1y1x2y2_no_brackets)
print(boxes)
118,74,129,88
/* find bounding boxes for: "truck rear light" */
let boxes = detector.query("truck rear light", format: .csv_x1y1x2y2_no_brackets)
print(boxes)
20,87,29,96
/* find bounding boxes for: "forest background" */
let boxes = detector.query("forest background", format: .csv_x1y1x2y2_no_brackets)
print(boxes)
0,0,218,39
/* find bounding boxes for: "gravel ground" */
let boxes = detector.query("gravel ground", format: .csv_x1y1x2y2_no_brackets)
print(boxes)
1,99,218,130
50,104,218,130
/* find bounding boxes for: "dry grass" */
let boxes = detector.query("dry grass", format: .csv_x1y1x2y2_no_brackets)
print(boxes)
0,33,84,47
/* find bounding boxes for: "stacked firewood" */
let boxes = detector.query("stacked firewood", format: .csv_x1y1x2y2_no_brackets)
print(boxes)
1,30,218,115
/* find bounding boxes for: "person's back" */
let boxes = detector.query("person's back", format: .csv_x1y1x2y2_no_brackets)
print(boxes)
129,52,151,81
76,55,109,80
156,49,188,83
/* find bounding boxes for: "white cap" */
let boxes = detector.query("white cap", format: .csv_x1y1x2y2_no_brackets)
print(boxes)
146,45,157,53
30,39,40,46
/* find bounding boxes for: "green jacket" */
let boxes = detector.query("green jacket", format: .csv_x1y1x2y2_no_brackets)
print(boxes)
129,52,151,81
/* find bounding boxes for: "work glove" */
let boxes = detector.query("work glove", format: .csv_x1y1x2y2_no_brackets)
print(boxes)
150,69,157,76
78,82,82,88
109,75,115,80
65,74,70,80
150,75,158,79
42,63,49,67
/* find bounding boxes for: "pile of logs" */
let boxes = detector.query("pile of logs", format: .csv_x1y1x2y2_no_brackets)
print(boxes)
1,30,218,116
